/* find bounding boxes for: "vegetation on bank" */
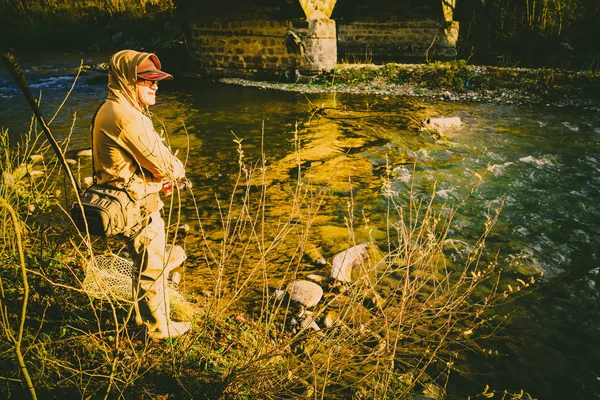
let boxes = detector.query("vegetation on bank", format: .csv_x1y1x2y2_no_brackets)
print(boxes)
0,88,541,398
317,61,600,105
326,61,600,93
455,0,600,70
218,60,600,110
0,0,180,53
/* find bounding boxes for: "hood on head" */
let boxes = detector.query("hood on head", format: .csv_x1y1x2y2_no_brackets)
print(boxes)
108,49,166,110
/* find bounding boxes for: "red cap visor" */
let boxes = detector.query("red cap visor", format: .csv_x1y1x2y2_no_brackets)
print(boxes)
138,69,173,81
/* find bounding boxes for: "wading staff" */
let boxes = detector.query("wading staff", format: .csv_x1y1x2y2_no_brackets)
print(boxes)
1,52,82,198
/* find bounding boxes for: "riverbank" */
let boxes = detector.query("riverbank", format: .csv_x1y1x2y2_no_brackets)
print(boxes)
219,62,600,110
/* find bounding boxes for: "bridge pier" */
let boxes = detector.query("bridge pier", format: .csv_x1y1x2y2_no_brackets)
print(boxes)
303,18,337,73
179,0,459,79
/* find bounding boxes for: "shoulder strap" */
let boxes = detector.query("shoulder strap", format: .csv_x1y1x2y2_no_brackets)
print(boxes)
89,101,139,192
90,101,105,185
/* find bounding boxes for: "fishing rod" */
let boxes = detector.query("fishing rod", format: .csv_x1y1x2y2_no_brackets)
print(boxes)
1,52,82,197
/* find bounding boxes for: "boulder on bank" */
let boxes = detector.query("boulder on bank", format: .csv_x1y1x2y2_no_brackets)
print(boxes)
288,280,323,308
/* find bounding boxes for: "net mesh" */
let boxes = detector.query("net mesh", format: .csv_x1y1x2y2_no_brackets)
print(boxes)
83,253,134,302
82,253,189,309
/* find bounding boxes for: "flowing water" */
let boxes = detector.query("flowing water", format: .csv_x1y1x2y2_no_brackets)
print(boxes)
1,53,599,399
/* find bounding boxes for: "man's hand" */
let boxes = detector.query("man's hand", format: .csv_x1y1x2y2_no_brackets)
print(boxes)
176,177,193,190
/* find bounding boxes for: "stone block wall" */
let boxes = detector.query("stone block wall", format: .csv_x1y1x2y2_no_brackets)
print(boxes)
337,20,459,63
182,1,459,78
187,18,310,78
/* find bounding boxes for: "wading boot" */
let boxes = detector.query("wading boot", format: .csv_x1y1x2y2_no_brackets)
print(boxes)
146,320,192,341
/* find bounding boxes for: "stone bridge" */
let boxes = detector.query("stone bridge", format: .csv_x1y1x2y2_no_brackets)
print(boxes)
174,0,458,79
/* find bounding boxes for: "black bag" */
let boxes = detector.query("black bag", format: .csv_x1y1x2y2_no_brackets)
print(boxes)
71,185,139,237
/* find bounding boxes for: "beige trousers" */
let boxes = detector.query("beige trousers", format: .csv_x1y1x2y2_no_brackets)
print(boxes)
127,210,170,329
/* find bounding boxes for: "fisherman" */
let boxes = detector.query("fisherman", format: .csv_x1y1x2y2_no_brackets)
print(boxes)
93,49,191,340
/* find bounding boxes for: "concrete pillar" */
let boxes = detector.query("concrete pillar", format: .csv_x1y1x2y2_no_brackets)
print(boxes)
441,0,456,22
444,21,459,47
303,18,337,73
299,0,337,19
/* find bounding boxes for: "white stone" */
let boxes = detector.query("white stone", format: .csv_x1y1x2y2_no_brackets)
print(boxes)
331,242,369,282
422,116,462,132
306,274,326,283
76,149,93,158
29,154,44,164
300,316,321,331
288,280,323,308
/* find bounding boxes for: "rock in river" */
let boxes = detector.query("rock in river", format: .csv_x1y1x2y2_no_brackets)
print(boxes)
331,242,370,283
421,116,462,137
288,280,323,308
76,149,92,158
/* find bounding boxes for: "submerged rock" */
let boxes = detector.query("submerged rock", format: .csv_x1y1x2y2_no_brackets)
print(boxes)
288,280,323,308
304,242,327,265
331,242,370,283
328,294,374,325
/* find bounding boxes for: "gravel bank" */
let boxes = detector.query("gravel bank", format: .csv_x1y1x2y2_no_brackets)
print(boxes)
219,63,600,110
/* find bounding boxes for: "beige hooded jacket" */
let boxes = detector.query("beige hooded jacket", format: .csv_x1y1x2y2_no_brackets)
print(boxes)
93,50,184,204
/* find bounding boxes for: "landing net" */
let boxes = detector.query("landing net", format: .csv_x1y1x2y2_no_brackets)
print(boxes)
82,253,188,309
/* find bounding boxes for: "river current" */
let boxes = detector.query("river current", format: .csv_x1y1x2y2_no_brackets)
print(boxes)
1,53,599,399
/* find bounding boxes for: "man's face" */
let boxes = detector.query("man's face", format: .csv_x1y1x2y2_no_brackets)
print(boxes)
137,80,158,106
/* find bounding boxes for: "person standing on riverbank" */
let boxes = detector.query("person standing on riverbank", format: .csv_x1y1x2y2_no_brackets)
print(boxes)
93,49,191,340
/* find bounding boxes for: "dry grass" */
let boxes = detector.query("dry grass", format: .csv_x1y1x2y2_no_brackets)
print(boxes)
0,104,539,400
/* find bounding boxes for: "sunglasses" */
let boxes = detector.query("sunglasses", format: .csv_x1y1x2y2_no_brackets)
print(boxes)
137,79,158,88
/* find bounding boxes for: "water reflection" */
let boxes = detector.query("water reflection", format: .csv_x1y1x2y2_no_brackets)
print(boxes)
159,85,600,400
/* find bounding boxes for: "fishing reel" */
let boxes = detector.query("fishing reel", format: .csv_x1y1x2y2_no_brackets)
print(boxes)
162,177,193,195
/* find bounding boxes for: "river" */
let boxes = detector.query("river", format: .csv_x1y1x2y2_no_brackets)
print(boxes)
1,52,599,399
